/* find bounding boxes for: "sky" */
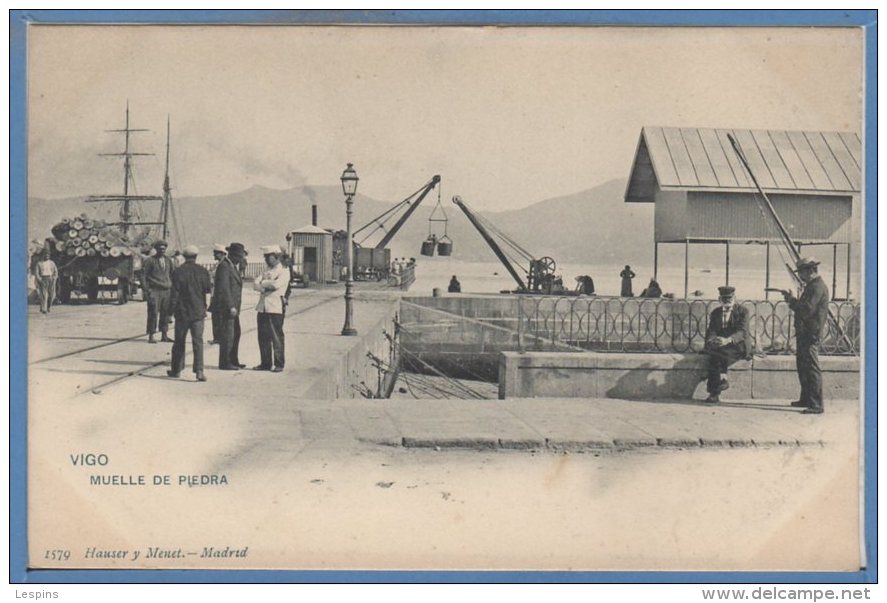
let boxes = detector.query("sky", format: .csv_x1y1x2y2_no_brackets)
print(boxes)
27,25,863,211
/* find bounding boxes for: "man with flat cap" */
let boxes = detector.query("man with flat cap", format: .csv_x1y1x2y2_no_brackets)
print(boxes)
702,285,749,403
168,245,212,382
207,244,227,345
213,242,246,370
253,245,289,372
141,239,175,343
781,257,830,414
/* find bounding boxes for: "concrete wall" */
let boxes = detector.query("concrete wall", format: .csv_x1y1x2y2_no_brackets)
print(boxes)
302,303,399,399
499,351,859,401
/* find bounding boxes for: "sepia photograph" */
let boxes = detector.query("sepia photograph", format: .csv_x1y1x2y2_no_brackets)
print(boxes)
14,11,874,580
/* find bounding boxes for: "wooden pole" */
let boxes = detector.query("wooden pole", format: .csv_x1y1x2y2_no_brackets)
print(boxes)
653,241,659,281
832,243,838,300
684,239,689,299
765,240,771,300
725,240,730,286
846,243,852,299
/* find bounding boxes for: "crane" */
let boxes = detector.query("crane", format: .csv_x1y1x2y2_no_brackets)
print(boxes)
353,175,441,249
451,195,564,294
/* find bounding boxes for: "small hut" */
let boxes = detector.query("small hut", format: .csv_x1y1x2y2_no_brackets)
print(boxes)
624,126,860,299
287,225,334,285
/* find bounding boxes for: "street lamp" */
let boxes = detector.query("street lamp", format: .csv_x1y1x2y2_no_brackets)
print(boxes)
340,163,359,336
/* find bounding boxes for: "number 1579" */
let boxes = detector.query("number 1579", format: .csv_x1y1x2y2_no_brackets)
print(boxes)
44,549,70,561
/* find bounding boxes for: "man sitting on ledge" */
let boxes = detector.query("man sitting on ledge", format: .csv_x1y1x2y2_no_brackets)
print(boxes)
703,286,749,403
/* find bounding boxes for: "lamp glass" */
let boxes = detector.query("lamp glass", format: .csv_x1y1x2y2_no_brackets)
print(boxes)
341,163,359,196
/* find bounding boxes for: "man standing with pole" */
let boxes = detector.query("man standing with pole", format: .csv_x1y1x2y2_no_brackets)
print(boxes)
782,257,829,415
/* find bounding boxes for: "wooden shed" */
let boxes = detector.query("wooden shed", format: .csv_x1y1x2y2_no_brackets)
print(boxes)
625,126,860,299
286,224,335,285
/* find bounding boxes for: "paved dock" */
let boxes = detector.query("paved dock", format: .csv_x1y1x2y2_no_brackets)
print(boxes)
26,291,863,571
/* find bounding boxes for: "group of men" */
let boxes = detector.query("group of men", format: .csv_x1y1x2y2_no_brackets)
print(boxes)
703,256,830,415
140,239,289,382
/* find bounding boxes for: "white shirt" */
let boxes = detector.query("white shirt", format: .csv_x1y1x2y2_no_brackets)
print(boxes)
253,263,289,314
37,259,57,278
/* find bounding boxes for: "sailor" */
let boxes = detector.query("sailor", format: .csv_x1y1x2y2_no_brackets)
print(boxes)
141,240,175,343
207,244,227,345
253,245,289,372
702,285,749,403
781,257,830,414
167,245,212,382
213,242,246,370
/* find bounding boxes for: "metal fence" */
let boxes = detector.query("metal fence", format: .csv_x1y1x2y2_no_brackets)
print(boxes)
514,296,860,356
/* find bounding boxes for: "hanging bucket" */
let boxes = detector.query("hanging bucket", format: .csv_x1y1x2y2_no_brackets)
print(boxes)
437,236,453,256
420,237,436,257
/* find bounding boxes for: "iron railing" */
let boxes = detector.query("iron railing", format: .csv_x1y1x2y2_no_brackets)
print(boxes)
513,296,860,356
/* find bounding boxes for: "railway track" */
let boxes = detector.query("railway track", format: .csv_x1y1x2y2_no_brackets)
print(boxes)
31,294,340,397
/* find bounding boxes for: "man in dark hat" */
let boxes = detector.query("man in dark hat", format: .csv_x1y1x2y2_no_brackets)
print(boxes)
207,244,227,345
781,257,830,414
212,242,246,370
702,285,749,403
141,239,174,343
167,245,211,382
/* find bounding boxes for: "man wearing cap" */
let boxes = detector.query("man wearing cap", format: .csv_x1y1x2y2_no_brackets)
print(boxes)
253,245,289,372
141,240,175,343
212,242,246,370
167,246,212,382
702,286,749,403
207,244,227,345
782,257,830,414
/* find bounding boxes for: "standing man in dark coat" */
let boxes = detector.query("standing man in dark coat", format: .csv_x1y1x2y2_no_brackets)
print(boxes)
142,240,175,343
167,245,212,382
207,244,227,345
620,265,636,297
702,286,749,403
213,242,246,370
782,257,830,415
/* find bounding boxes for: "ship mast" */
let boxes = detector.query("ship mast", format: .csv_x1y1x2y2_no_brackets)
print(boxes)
161,116,171,241
86,101,164,237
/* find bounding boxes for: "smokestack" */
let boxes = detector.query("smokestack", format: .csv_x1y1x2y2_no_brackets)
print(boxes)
311,204,318,226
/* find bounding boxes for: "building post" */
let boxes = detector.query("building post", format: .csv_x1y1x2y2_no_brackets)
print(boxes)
725,240,730,286
846,243,852,300
765,240,771,300
832,243,838,300
684,239,689,299
653,241,658,281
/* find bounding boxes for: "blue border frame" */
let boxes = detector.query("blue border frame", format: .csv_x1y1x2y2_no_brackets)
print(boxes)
9,9,877,584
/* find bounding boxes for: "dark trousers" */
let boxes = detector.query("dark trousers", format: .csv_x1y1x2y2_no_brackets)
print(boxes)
171,318,205,374
705,342,746,394
796,337,823,410
146,288,171,335
257,312,285,369
217,314,241,369
211,310,222,342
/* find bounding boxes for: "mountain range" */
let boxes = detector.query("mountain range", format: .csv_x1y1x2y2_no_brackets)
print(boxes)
28,178,658,268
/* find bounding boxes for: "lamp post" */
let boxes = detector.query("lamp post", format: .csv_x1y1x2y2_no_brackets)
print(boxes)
341,163,359,336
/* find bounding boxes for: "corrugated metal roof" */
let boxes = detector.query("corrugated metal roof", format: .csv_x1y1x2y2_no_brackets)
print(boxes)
626,126,861,202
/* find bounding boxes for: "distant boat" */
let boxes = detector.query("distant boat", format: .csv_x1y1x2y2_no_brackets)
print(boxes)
700,269,712,273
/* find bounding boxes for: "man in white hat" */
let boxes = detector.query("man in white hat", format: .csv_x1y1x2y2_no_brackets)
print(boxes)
167,245,212,382
207,244,227,345
781,257,830,415
253,245,288,372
